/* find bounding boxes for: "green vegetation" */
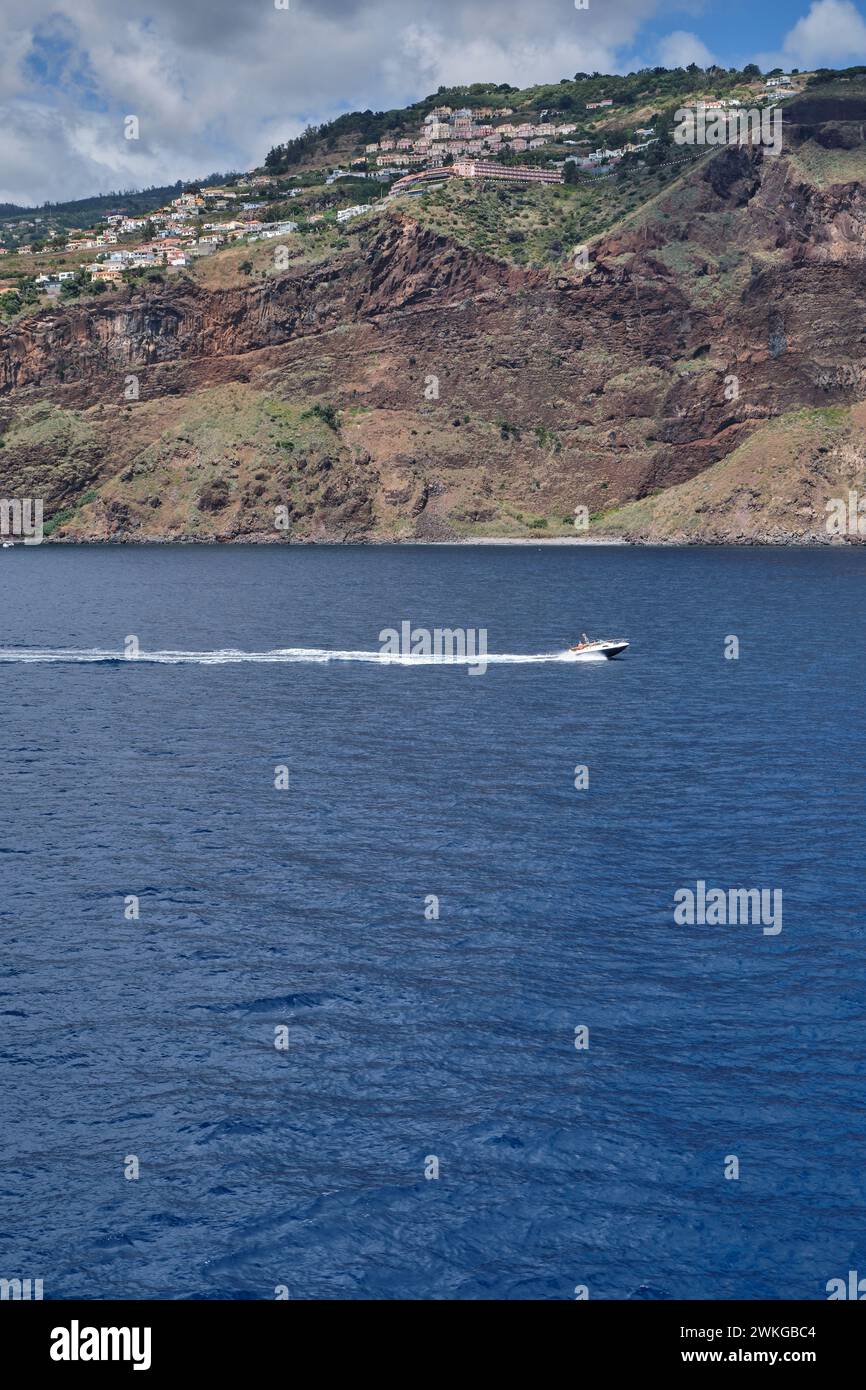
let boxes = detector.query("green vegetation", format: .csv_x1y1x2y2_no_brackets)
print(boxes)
302,402,340,430
262,63,773,179
0,276,40,318
498,420,521,440
806,65,866,86
1,402,97,453
42,506,77,536
59,267,105,301
0,173,234,234
409,143,707,269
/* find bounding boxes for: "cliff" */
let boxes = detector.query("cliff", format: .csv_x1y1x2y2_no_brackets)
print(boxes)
2,123,866,543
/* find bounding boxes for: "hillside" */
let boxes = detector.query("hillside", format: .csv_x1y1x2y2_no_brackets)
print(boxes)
593,404,866,542
1,66,866,543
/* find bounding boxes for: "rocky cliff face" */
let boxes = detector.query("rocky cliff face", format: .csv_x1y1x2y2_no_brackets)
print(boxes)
2,132,866,543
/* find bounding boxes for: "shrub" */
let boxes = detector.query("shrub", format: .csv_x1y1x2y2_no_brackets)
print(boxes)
303,402,340,431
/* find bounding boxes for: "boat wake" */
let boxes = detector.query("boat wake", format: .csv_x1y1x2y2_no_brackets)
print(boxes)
0,645,613,666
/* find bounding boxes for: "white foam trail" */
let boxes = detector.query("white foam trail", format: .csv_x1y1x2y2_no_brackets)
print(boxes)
0,646,609,666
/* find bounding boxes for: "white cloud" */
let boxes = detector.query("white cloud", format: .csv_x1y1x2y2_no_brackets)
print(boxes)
11,0,862,205
756,0,866,72
0,0,668,204
656,30,716,70
781,0,866,67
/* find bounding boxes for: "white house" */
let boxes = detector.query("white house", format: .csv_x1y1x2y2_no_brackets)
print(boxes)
336,204,372,223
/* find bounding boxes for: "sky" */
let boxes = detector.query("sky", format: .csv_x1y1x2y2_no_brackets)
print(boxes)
2,0,866,206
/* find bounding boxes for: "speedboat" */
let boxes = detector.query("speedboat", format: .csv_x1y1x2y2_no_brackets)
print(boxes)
568,637,629,659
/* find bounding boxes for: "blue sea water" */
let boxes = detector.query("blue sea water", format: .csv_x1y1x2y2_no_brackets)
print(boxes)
0,542,864,1301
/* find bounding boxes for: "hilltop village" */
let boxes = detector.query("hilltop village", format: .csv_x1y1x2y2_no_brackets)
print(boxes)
0,69,802,313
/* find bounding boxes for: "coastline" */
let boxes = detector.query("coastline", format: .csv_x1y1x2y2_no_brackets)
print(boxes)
34,532,857,547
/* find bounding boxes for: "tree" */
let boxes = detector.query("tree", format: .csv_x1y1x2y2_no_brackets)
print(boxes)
645,128,672,168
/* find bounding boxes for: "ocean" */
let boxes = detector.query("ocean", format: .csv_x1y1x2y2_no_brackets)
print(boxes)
1,542,864,1300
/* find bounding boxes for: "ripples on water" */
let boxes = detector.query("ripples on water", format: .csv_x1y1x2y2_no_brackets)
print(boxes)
1,544,864,1299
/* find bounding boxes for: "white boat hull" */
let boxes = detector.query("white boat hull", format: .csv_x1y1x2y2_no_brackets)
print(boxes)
568,640,629,660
